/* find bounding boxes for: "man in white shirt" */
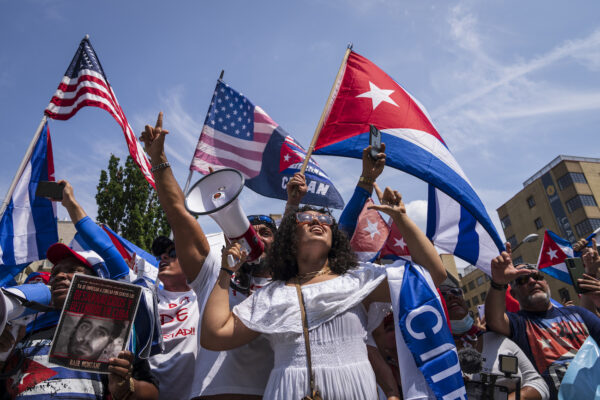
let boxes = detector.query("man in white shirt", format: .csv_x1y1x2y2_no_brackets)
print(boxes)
141,113,305,399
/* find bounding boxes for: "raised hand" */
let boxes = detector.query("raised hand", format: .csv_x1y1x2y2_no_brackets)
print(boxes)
286,172,308,206
490,242,531,285
368,185,406,219
221,242,247,272
140,111,170,164
579,274,600,308
361,143,386,183
581,238,600,276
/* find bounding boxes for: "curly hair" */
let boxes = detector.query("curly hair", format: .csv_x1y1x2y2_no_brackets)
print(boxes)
267,205,357,281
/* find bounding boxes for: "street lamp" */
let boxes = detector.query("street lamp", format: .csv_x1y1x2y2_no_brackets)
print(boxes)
511,233,539,264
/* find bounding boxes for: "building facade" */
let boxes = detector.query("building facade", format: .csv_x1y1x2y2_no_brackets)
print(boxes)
496,155,600,304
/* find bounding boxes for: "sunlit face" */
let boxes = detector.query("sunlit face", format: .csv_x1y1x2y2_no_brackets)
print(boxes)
68,317,114,360
50,258,92,309
295,211,333,250
510,270,551,311
439,286,468,320
157,245,185,282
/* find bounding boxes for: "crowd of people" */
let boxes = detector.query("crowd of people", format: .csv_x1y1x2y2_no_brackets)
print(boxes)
0,112,599,399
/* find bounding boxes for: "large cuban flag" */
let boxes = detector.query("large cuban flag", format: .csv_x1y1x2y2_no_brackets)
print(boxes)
0,123,58,286
313,51,504,271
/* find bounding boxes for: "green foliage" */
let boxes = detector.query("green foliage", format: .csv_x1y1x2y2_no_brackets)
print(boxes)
96,155,170,251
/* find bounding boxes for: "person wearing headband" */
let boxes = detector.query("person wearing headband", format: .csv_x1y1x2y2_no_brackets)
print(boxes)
485,242,600,398
439,284,549,399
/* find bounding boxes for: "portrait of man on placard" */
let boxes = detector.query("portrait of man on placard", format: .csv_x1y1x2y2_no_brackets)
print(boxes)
53,312,126,362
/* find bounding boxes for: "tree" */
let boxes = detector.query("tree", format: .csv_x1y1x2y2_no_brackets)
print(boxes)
96,154,170,251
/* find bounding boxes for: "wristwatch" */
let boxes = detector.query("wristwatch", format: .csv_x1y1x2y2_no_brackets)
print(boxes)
490,280,508,291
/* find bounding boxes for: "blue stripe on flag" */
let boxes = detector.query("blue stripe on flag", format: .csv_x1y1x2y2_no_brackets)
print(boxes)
316,131,504,251
542,266,572,284
455,202,479,264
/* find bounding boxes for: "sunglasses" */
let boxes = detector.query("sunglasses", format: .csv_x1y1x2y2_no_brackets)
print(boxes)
514,272,545,286
440,287,463,298
295,212,334,226
156,247,176,261
248,215,275,226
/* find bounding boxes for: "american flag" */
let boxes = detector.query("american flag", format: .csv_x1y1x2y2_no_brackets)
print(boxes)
44,36,154,187
190,80,275,178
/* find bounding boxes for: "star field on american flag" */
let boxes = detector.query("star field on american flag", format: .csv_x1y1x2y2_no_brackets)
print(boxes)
206,84,255,141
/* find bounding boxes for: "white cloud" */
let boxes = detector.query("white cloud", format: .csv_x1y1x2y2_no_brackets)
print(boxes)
405,199,428,232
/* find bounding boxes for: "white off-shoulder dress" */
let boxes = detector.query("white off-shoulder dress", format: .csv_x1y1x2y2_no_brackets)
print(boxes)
233,262,387,400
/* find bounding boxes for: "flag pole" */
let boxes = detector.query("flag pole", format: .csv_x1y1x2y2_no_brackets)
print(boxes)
300,44,352,174
183,69,226,196
0,115,47,217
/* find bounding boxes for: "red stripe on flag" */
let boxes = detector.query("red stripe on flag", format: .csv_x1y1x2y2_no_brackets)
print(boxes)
254,111,278,126
57,74,111,94
101,225,132,263
198,134,265,161
192,152,260,178
49,86,116,108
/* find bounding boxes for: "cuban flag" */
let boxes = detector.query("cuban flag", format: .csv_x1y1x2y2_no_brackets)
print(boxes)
537,230,574,284
380,216,411,262
314,51,504,269
190,80,344,209
349,199,390,261
0,123,58,285
427,186,502,275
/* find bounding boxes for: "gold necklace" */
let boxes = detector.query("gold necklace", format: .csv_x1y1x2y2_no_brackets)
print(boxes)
295,266,331,281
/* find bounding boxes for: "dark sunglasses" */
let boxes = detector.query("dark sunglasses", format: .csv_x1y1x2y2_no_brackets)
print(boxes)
514,272,545,286
440,287,463,298
295,212,334,226
156,247,176,261
248,215,277,232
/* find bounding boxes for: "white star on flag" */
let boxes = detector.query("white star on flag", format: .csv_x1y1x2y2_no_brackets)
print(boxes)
393,238,406,249
356,81,399,110
547,248,558,260
538,337,552,350
284,154,290,162
363,218,381,240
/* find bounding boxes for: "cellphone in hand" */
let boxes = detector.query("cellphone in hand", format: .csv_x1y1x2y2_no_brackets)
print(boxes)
35,181,65,201
565,257,589,294
369,125,382,159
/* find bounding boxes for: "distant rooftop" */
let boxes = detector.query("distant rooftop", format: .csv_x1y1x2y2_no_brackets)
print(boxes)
523,155,600,187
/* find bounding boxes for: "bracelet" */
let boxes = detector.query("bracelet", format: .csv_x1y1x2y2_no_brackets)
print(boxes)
220,267,234,276
490,280,508,291
151,162,170,173
359,176,375,185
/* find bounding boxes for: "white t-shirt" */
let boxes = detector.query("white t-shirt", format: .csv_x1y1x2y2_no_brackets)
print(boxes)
190,250,274,397
149,287,199,400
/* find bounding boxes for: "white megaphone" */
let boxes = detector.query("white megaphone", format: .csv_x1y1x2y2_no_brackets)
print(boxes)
0,283,53,335
185,168,264,264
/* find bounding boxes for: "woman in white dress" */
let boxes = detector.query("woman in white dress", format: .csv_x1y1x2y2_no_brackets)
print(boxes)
201,187,447,400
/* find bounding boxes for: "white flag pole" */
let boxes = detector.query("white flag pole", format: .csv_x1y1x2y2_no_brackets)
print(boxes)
0,115,48,218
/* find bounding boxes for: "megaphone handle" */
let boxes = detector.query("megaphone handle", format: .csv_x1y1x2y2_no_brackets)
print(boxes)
227,255,238,270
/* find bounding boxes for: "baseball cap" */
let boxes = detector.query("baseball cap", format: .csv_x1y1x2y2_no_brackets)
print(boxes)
46,243,95,271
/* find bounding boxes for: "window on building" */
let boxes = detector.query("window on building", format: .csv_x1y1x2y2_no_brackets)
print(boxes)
462,285,468,294
476,276,484,286
501,215,511,229
480,292,487,302
576,219,600,237
513,256,524,265
566,195,598,213
558,172,587,190
507,235,518,249
527,196,536,208
558,288,571,303
465,299,471,308
471,297,479,306
484,275,490,281
534,217,544,230
468,281,476,290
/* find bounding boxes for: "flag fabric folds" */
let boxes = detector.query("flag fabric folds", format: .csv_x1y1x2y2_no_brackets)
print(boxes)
313,51,504,262
537,230,574,284
349,199,390,261
427,185,502,275
190,80,344,209
44,37,155,188
380,217,411,262
0,123,58,284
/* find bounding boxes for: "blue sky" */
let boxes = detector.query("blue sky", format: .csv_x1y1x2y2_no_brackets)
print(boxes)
2,1,600,266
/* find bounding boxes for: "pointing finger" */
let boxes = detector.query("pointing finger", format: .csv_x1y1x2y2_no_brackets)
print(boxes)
156,111,163,130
